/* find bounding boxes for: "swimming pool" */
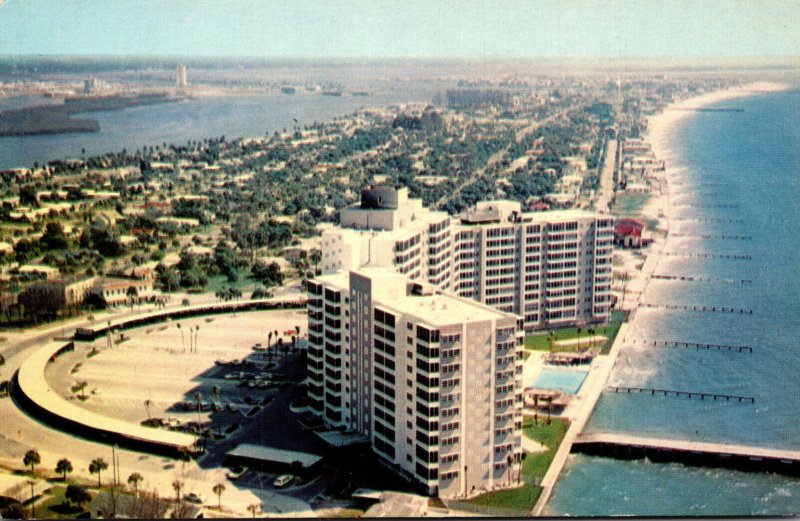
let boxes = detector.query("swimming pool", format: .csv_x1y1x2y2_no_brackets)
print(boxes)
532,369,589,395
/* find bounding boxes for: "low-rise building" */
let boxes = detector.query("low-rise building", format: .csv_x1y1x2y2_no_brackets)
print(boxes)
96,277,156,306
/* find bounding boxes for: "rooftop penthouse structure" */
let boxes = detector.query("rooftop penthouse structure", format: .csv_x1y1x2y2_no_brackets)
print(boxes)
320,186,614,332
306,269,524,498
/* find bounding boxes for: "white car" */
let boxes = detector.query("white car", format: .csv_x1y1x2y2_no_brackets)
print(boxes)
226,466,247,480
273,474,295,488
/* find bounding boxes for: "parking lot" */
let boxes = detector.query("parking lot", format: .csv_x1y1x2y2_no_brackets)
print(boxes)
44,308,306,440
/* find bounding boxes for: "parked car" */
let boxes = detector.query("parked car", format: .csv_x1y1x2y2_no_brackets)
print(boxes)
183,492,203,504
273,474,294,488
226,466,247,480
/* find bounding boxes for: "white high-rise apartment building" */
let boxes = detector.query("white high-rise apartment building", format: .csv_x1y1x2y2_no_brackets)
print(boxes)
320,186,614,333
306,268,524,497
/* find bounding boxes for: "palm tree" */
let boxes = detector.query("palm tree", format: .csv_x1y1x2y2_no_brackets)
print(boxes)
144,399,152,420
172,479,183,503
212,483,225,510
193,325,200,353
576,327,582,349
546,397,552,425
212,385,221,405
23,449,40,475
506,454,513,486
127,472,143,496
89,458,108,488
56,458,73,481
194,392,203,426
177,323,185,352
27,479,36,518
268,331,273,347
248,503,259,518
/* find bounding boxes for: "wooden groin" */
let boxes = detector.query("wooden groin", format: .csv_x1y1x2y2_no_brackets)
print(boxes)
629,338,753,353
572,433,800,477
607,386,754,403
662,252,751,260
640,303,753,314
670,233,752,241
672,217,744,224
681,203,739,209
651,274,752,284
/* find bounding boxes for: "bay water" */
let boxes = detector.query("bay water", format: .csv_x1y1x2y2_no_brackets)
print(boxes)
0,82,443,170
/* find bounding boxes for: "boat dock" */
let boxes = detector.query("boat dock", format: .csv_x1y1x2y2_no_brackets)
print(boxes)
572,433,800,476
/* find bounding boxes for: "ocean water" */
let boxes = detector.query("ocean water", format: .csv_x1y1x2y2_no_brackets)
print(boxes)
548,88,800,515
0,83,443,170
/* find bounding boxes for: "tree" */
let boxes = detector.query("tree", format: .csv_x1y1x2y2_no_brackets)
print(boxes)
144,399,152,420
41,222,68,250
65,484,91,508
126,286,138,308
56,458,73,481
172,479,183,503
212,385,221,404
23,449,40,474
506,454,513,486
19,185,39,207
194,392,203,426
248,503,259,518
177,322,185,352
128,472,144,496
212,483,225,510
89,457,108,488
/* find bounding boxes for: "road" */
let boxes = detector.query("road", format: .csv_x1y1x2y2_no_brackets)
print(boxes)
0,284,310,517
594,136,618,212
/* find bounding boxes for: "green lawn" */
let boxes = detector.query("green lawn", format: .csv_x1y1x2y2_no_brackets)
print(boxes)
206,268,259,295
35,485,90,519
524,311,624,355
612,193,650,216
458,417,570,516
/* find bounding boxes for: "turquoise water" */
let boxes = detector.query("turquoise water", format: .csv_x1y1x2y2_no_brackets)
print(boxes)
549,87,800,515
532,369,588,395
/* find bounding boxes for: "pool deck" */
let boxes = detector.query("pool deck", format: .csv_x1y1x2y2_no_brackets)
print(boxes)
531,322,631,516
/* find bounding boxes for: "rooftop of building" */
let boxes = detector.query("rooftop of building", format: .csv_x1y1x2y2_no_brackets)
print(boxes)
316,267,515,325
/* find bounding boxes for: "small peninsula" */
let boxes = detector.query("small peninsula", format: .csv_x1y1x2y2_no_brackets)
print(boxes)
0,92,184,136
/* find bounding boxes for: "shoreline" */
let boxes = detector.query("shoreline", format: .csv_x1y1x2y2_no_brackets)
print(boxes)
619,81,793,313
535,80,793,516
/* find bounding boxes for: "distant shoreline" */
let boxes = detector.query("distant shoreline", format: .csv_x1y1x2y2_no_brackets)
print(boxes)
0,92,184,137
635,81,792,307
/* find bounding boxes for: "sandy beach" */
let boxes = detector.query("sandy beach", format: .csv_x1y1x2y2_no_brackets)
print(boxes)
615,81,792,312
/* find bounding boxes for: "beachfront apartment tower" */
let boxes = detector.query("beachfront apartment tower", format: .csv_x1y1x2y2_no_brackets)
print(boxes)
306,268,524,498
320,186,614,332
453,201,614,330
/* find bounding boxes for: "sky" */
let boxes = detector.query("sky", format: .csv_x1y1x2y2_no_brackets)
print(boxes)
0,0,798,59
